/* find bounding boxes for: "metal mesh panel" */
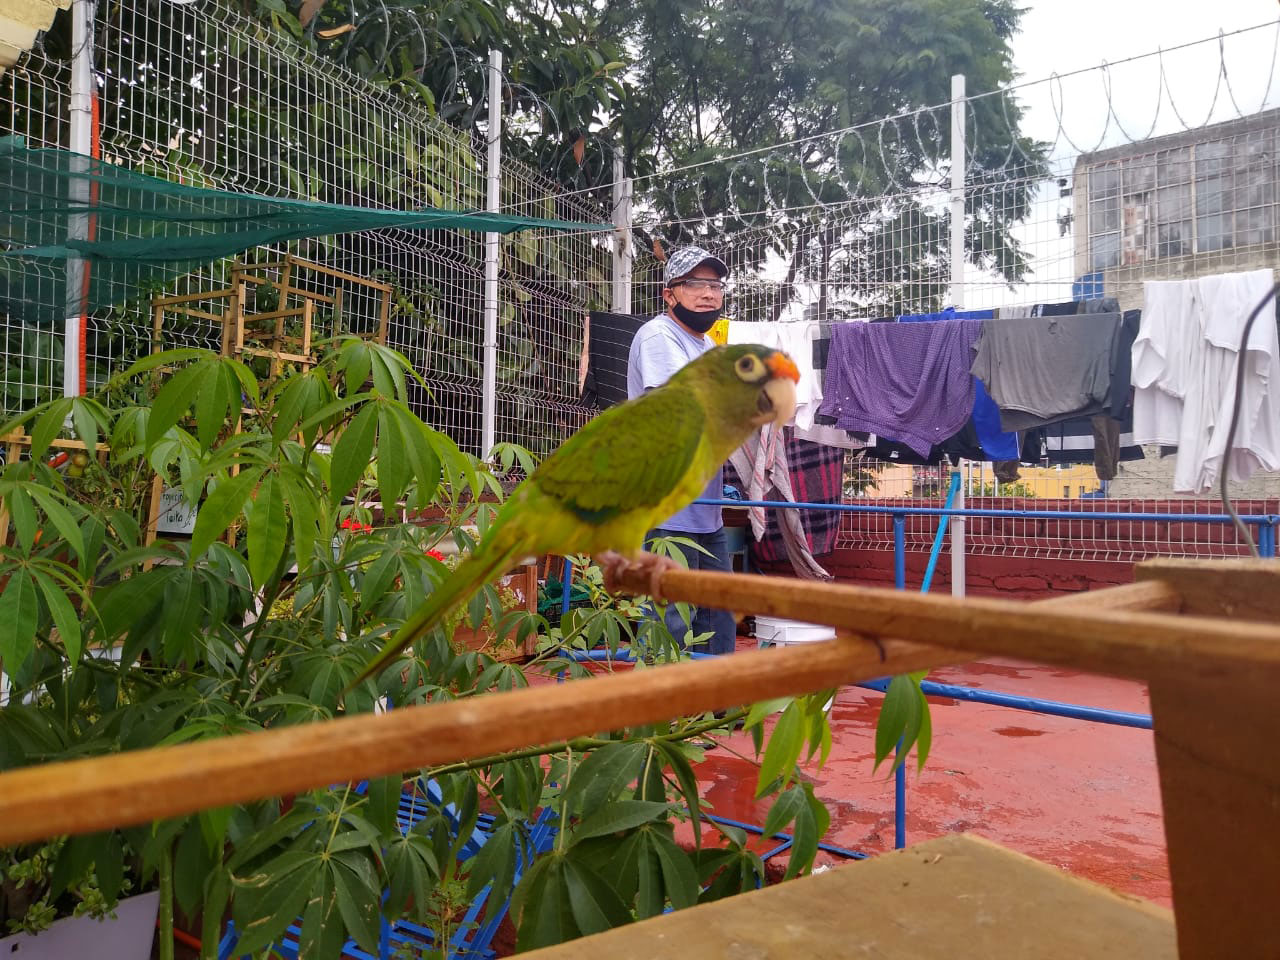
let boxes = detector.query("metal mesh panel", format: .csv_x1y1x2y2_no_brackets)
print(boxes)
0,0,605,456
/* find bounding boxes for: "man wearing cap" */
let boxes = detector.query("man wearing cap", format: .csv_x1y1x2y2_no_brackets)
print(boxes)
626,245,737,657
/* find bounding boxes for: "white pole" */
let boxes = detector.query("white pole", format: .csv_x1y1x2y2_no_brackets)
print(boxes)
64,0,94,399
611,152,633,315
480,49,502,459
949,73,967,597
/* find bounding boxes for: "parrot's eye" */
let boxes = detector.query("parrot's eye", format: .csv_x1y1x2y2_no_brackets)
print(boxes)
735,354,764,380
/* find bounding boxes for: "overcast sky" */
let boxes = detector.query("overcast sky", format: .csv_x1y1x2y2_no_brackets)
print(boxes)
945,2,1280,308
1010,1,1280,157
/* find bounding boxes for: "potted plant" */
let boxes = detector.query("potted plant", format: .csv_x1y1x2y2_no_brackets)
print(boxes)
0,839,157,959
437,552,540,661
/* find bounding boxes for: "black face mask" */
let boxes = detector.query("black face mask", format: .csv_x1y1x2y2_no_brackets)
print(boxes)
671,302,721,334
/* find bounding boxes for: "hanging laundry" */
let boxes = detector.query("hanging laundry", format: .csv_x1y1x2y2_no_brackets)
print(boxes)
995,305,1034,319
994,297,1118,319
727,429,845,570
581,311,647,409
866,417,986,466
1035,415,1144,481
1195,270,1280,491
897,308,1019,461
1135,270,1280,494
1036,301,1078,317
971,379,1020,460
725,428,833,580
1108,310,1142,420
972,313,1120,431
819,319,982,457
794,422,874,450
894,306,994,322
800,323,873,449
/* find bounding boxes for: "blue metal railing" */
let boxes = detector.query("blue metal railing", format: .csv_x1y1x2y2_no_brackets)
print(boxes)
694,497,1280,532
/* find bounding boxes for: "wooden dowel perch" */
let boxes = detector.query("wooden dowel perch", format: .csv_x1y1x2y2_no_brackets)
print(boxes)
0,575,1189,846
614,568,1273,680
0,636,935,845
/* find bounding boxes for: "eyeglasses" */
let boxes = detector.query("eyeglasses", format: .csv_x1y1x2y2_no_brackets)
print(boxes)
671,279,727,293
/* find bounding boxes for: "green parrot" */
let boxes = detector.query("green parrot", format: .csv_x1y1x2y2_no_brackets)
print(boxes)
350,343,800,687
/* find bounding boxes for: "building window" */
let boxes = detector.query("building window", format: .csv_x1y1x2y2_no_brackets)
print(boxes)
1086,128,1277,267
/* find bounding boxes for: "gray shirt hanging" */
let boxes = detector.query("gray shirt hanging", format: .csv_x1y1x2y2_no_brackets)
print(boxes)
971,313,1120,432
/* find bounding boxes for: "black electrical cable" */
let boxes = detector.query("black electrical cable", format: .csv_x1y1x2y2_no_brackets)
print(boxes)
1219,281,1280,559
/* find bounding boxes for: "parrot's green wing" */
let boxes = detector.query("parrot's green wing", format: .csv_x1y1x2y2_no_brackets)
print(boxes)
531,383,707,524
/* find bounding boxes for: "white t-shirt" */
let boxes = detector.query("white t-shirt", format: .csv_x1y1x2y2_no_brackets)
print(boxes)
1196,269,1280,491
1132,280,1199,447
1134,270,1279,493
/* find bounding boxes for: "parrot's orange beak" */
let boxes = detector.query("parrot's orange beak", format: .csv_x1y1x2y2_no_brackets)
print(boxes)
766,351,800,383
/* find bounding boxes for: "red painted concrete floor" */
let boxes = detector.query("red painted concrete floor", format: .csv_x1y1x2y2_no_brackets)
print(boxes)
690,639,1171,906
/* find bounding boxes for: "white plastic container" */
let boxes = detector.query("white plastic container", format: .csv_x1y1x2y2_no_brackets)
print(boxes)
755,616,837,646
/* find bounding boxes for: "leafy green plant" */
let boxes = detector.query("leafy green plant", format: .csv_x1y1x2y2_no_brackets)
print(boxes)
0,339,845,958
979,480,1040,499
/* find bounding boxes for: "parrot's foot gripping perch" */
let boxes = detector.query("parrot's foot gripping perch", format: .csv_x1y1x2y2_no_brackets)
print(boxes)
596,550,683,602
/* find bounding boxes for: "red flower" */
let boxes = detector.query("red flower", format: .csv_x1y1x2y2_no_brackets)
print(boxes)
425,548,445,562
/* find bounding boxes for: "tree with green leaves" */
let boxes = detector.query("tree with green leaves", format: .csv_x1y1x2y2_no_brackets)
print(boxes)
594,0,1047,317
269,0,1048,318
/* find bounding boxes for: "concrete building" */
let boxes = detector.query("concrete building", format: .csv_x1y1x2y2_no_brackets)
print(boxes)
1071,108,1280,497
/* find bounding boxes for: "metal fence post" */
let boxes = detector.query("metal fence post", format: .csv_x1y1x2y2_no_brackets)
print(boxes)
949,73,968,598
611,152,633,315
1259,519,1277,558
64,0,95,400
480,49,503,459
892,509,907,848
893,512,906,591
894,746,906,850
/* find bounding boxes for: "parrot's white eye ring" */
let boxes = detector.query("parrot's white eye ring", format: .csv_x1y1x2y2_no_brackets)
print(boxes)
735,355,762,380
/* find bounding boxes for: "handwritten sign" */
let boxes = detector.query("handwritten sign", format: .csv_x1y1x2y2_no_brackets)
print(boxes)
156,487,198,535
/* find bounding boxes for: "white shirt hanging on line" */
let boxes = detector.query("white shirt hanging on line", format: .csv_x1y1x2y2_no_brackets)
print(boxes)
1131,279,1199,447
1196,269,1280,492
1131,269,1279,494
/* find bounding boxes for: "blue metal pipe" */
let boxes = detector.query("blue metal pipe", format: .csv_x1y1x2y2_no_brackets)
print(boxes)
702,813,867,860
564,649,1153,727
894,740,906,850
560,557,573,617
921,470,961,594
696,497,1278,525
1258,520,1277,558
892,513,906,590
857,677,1152,729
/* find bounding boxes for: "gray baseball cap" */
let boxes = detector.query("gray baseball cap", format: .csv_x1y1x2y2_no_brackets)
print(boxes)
663,245,729,287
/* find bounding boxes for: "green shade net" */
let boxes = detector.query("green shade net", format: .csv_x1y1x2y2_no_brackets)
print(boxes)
0,137,609,326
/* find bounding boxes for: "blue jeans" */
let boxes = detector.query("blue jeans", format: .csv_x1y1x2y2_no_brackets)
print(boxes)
645,526,737,656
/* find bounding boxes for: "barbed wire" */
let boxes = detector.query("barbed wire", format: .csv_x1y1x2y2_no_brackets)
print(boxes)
546,19,1280,217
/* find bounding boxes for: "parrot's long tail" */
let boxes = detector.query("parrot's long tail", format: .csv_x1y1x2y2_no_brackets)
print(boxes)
347,534,526,691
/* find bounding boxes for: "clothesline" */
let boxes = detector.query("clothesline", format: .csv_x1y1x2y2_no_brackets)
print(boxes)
581,269,1280,499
